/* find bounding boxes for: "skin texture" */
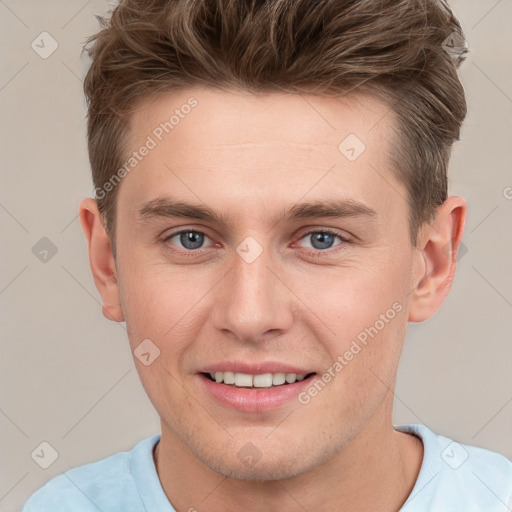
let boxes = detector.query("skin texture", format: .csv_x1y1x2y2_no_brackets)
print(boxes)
79,87,466,512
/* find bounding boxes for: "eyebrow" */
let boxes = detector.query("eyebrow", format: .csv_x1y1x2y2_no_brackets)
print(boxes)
137,196,378,226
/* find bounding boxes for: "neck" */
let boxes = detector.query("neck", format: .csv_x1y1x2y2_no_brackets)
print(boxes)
153,410,423,512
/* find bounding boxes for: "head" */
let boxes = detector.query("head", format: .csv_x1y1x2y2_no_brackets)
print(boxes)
79,0,468,480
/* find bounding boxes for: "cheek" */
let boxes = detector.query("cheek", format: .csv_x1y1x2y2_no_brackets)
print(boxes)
117,258,214,351
298,254,410,393
297,254,409,334
118,262,206,409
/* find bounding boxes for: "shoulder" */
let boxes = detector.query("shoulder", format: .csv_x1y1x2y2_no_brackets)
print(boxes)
22,435,160,512
397,424,512,512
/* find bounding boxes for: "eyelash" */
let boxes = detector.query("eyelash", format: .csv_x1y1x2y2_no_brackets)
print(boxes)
160,228,350,258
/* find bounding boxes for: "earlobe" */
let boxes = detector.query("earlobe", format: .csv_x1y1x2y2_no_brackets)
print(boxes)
78,198,124,322
408,196,467,323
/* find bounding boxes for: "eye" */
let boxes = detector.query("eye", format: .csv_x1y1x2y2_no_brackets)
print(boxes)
296,229,348,252
161,228,349,256
163,230,212,251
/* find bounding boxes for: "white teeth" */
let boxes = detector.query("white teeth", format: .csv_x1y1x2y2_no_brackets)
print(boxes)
234,373,253,387
253,373,273,388
223,371,235,385
209,371,308,387
272,373,286,385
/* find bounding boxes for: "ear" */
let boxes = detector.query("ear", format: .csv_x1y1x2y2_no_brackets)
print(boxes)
78,198,124,322
408,196,467,322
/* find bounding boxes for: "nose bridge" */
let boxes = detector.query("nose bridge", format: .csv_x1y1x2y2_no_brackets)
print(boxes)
212,240,293,342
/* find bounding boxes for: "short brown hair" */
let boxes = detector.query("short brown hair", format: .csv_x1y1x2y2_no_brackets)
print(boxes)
83,0,468,257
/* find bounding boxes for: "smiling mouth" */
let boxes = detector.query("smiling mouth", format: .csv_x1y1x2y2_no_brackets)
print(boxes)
202,371,316,388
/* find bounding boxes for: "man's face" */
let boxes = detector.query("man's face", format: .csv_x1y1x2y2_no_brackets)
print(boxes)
114,87,421,479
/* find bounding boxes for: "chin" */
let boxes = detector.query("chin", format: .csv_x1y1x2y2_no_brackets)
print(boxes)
203,453,313,481
190,435,333,481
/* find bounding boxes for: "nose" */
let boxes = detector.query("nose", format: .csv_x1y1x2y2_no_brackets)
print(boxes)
211,244,294,345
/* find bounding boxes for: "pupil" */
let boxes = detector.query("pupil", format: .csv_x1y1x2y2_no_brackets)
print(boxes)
181,231,204,250
311,232,334,250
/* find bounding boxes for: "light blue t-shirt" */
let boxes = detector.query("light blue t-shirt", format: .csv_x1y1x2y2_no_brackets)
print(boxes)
23,424,512,511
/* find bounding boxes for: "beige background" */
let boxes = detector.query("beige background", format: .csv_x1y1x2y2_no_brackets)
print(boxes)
1,1,511,510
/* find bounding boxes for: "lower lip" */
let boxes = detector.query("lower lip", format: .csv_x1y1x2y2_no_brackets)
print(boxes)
198,373,315,412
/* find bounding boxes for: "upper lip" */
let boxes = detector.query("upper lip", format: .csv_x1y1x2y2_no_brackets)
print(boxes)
197,361,315,375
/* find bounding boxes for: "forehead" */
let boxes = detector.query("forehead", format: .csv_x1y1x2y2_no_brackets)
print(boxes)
129,87,393,151
118,87,402,226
